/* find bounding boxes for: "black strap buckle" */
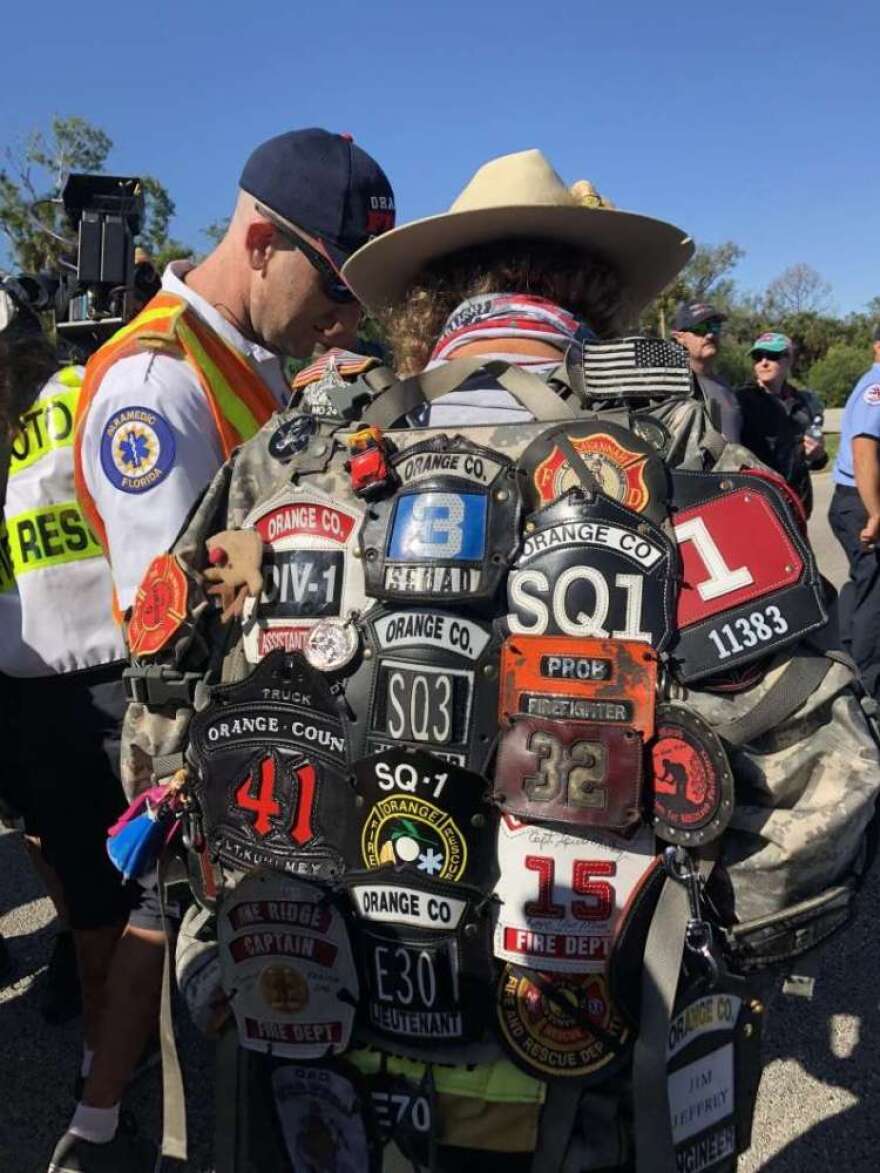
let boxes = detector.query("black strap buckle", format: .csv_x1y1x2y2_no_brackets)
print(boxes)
123,665,202,707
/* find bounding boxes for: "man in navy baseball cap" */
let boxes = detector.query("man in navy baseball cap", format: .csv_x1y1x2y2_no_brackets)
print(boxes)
240,128,395,275
179,128,395,359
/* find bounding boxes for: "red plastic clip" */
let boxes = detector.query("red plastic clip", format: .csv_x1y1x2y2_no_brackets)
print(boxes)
344,427,395,497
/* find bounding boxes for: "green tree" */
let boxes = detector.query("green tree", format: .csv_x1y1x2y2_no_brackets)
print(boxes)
0,115,187,273
643,241,745,336
808,343,872,407
762,263,832,318
715,342,753,388
202,217,230,248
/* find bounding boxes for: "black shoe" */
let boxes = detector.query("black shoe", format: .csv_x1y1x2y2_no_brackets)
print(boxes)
0,932,14,986
47,1129,159,1172
41,930,82,1025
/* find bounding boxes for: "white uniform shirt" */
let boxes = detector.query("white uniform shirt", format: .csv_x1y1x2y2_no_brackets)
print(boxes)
79,261,289,609
420,352,551,427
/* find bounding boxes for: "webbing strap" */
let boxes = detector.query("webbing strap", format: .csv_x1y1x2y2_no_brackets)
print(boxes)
213,1023,243,1173
158,856,188,1161
714,653,832,746
529,1082,583,1173
363,358,577,429
554,433,603,495
493,363,578,421
632,876,690,1173
362,364,399,395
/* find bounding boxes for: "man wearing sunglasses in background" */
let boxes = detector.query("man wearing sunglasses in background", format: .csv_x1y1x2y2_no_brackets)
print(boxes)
670,300,742,442
52,129,394,1173
736,331,824,517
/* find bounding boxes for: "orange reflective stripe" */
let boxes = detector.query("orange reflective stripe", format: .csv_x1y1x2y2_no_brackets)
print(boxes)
175,320,271,453
177,314,278,432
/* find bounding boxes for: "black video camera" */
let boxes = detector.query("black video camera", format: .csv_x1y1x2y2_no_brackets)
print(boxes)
58,173,159,335
2,174,162,360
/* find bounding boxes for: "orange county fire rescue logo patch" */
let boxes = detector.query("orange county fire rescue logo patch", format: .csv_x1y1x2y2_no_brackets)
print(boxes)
497,966,630,1082
127,553,189,657
354,750,496,886
533,432,651,511
361,796,467,881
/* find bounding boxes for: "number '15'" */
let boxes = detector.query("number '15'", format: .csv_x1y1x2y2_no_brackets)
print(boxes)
524,855,616,921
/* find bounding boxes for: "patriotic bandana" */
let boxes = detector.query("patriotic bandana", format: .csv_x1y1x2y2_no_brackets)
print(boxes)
430,294,596,364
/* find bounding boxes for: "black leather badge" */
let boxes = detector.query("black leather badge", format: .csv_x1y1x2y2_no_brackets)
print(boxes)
506,488,678,651
666,984,764,1172
346,872,495,1060
668,470,827,682
518,418,669,523
363,1069,434,1168
342,607,500,774
358,435,522,604
188,651,354,877
352,747,496,888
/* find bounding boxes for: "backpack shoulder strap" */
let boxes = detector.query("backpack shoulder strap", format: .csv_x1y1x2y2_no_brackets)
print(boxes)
362,357,577,428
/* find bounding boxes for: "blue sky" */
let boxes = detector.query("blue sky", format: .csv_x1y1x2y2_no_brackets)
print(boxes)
2,0,877,313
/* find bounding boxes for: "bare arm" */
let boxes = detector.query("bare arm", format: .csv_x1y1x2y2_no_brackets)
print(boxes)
852,436,880,545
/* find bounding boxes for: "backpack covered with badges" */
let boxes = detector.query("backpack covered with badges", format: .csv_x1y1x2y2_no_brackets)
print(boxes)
123,339,879,1173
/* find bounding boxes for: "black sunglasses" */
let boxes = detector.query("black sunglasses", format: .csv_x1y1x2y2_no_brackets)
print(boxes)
752,350,786,363
255,204,355,303
689,319,723,336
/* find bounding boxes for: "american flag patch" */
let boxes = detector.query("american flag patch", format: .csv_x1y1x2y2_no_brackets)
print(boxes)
580,337,692,398
292,348,377,390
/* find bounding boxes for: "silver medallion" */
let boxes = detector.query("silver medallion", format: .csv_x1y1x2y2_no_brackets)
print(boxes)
305,618,360,672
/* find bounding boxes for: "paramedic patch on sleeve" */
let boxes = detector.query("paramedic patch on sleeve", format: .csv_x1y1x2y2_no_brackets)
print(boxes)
100,406,176,493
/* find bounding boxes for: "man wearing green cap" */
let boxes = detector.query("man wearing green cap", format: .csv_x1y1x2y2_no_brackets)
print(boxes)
736,331,825,515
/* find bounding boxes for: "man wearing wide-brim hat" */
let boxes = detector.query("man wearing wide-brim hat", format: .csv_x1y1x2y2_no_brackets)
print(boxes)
343,148,693,422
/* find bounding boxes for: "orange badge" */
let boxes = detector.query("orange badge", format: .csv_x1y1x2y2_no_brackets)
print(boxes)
498,634,658,740
127,554,189,657
533,433,650,511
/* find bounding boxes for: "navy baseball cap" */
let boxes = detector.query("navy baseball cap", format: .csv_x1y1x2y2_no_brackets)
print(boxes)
671,302,727,331
240,128,395,272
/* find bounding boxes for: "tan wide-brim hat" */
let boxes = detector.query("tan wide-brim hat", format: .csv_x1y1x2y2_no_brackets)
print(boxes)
342,149,694,313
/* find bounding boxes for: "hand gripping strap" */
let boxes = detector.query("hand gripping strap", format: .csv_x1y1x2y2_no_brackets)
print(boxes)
362,358,578,429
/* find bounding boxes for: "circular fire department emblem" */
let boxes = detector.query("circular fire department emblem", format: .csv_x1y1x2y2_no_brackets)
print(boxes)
533,433,650,511
649,704,733,845
361,799,467,881
497,967,630,1081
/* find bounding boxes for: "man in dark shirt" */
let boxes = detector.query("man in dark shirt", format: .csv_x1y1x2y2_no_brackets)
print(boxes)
737,332,823,517
670,301,742,441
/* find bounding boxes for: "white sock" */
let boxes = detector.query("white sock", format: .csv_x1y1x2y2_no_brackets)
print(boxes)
80,1047,95,1078
68,1102,119,1144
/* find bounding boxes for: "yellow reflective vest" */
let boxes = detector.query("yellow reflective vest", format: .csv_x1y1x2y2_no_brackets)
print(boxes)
0,366,125,676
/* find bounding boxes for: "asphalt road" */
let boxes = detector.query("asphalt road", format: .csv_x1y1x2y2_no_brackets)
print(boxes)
1,471,876,1173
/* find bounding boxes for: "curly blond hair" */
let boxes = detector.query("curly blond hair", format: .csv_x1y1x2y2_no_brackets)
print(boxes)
376,238,630,376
